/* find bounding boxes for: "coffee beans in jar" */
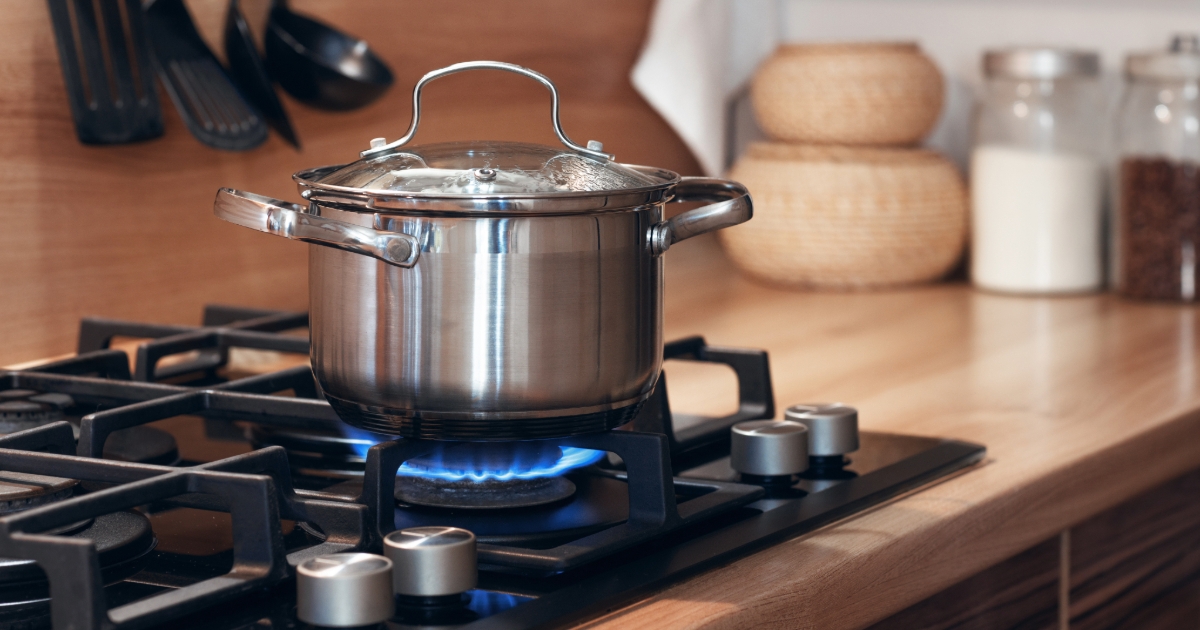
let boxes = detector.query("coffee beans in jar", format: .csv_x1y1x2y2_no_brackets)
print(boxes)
1118,157,1200,300
1116,35,1200,301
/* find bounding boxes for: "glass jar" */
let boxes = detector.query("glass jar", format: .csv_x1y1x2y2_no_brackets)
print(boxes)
1115,35,1200,301
970,48,1105,294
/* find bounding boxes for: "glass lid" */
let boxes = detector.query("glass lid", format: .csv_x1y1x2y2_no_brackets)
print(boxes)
308,140,665,196
292,61,679,214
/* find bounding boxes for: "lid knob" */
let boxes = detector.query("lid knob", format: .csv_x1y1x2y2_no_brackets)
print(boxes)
296,553,394,627
384,526,477,597
730,420,810,477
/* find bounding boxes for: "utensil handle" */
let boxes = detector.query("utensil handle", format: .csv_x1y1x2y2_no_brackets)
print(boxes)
649,177,753,255
214,188,419,267
359,60,612,161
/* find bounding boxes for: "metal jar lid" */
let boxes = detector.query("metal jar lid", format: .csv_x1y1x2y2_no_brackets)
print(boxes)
292,61,680,214
1126,34,1200,81
983,48,1100,80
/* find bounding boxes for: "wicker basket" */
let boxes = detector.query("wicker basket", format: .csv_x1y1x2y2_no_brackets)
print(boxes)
719,143,966,289
751,42,944,146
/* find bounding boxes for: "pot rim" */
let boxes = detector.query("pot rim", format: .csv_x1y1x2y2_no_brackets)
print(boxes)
294,164,682,214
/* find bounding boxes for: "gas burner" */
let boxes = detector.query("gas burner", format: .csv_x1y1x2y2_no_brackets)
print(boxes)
0,390,71,433
100,426,180,466
0,470,155,616
0,472,78,515
389,472,667,546
0,388,179,466
397,475,576,510
394,442,603,510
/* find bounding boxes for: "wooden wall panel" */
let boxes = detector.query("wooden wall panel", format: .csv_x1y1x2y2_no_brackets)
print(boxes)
0,0,700,366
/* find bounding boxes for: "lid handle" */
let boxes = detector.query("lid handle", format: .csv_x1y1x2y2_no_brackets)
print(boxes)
359,61,613,162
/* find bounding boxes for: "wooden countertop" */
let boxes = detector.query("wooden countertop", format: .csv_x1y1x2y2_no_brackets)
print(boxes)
586,236,1200,629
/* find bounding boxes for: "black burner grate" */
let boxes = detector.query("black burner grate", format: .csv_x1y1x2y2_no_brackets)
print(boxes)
77,305,309,382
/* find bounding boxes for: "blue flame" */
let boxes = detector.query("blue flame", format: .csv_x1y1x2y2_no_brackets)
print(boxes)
338,426,604,481
397,446,604,482
467,590,532,616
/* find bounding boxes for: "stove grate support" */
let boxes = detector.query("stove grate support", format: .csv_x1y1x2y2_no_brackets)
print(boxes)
77,307,308,382
0,421,371,630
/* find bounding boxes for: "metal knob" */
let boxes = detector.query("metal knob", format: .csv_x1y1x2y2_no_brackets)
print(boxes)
384,527,477,597
785,403,860,456
296,553,394,627
730,420,810,476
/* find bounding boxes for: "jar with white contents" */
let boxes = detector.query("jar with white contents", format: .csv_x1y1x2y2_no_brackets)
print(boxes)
970,48,1105,294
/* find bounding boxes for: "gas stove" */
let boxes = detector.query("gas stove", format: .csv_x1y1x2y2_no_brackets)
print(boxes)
0,306,984,630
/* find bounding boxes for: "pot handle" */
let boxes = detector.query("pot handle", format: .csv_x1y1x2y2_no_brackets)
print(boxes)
214,188,420,267
649,177,753,255
357,60,613,162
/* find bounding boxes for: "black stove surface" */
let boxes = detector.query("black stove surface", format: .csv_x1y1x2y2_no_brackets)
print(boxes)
0,306,984,630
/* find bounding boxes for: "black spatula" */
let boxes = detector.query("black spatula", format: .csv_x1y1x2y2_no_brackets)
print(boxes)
45,0,164,144
224,0,299,148
144,0,268,151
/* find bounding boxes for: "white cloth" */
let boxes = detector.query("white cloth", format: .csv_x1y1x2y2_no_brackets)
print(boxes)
631,0,781,176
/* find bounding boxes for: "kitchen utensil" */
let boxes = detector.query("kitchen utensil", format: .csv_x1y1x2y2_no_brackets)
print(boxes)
224,0,299,148
264,0,393,111
45,0,164,144
719,143,964,289
1116,34,1200,301
972,48,1104,295
752,42,943,146
213,61,752,440
144,0,268,151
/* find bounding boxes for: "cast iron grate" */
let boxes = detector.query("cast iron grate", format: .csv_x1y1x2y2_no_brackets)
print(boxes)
0,307,779,628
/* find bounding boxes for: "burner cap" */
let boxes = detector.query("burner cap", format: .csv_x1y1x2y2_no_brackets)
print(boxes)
0,390,72,433
396,476,576,510
0,472,78,515
102,427,180,466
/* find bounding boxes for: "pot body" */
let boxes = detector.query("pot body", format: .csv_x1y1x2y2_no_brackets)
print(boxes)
309,204,664,440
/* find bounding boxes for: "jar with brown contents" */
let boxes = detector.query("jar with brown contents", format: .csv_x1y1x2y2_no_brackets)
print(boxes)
1118,158,1200,299
1116,35,1200,301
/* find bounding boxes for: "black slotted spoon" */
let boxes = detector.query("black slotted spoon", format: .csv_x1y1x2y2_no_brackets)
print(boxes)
144,0,268,151
45,0,164,144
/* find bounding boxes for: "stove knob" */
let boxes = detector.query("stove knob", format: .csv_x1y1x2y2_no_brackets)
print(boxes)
785,403,860,456
296,552,394,627
384,526,477,597
730,420,810,476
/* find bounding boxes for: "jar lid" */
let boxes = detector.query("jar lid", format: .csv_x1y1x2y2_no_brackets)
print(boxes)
983,48,1100,80
1126,34,1200,80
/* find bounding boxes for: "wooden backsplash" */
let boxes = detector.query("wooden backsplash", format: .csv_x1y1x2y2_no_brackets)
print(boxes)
0,0,699,366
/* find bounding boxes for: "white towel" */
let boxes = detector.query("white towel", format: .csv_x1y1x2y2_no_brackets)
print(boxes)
631,0,782,176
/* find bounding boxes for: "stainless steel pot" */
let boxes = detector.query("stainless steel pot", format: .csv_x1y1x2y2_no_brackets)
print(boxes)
214,61,752,440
